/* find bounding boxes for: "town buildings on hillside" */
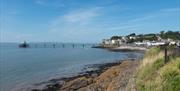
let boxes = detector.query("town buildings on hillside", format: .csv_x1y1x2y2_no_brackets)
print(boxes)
101,34,180,48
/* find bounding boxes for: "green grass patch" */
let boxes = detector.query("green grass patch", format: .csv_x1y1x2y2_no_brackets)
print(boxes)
136,58,164,91
160,58,180,91
135,48,180,91
145,47,161,57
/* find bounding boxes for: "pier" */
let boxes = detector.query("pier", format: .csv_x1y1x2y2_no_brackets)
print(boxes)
19,43,97,49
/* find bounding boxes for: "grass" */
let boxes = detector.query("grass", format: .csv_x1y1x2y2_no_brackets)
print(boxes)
144,46,161,57
140,47,163,68
135,47,180,91
160,58,180,91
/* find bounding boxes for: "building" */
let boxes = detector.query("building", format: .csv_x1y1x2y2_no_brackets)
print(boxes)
134,42,147,46
129,36,136,40
102,39,123,46
135,41,166,47
146,41,165,46
121,36,128,43
102,39,111,45
111,39,122,46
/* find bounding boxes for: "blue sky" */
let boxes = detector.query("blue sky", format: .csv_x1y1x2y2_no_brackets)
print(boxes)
0,0,180,43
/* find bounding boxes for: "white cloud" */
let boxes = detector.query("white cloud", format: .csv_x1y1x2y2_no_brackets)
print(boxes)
45,7,103,42
130,8,180,22
104,24,143,31
35,0,45,5
48,7,180,40
161,8,180,12
63,8,99,23
34,0,47,5
50,7,101,31
34,0,65,7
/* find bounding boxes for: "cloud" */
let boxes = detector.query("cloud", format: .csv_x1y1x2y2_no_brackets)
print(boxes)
48,7,180,41
35,0,46,5
34,0,65,7
130,8,180,22
104,24,143,31
63,8,99,23
34,0,47,5
44,7,103,42
50,7,101,31
161,8,180,12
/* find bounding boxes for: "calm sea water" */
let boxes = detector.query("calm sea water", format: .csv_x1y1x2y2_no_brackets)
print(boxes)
0,43,144,91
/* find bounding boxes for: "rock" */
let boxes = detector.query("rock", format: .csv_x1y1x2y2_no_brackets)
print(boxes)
32,60,139,91
32,89,41,91
91,73,98,78
77,61,139,91
60,77,93,91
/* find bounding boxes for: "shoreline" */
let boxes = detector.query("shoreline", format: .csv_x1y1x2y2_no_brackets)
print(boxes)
92,45,148,52
109,46,147,51
31,58,140,91
31,61,123,91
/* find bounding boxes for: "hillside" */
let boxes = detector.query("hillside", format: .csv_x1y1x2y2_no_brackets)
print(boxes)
134,47,180,91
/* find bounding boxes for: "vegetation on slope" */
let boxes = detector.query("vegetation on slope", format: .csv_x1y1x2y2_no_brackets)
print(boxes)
110,31,180,43
135,47,180,91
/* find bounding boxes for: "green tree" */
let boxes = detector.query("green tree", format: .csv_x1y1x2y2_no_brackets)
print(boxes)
110,36,121,40
128,33,136,37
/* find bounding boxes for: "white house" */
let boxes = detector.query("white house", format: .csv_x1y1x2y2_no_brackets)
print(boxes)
129,36,136,40
134,42,147,46
111,39,122,46
169,41,176,45
102,39,123,46
147,41,165,46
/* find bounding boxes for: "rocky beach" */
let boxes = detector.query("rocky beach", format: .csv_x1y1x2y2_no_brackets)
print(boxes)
30,47,180,91
31,58,140,91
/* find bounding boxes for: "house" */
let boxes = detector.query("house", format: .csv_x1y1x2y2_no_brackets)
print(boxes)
169,41,176,45
135,41,166,47
157,35,163,41
111,39,122,46
129,36,136,40
176,41,180,47
147,41,165,46
134,42,147,46
121,36,128,43
102,39,123,46
102,39,111,45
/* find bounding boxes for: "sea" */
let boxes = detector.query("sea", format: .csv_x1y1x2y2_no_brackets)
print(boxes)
0,43,144,91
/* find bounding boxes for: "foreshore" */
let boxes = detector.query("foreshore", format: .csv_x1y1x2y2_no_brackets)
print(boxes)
109,46,147,52
31,58,141,91
92,45,148,52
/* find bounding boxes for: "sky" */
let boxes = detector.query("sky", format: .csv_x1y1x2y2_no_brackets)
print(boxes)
0,0,180,43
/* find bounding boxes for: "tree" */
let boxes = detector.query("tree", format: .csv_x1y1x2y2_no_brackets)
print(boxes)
128,33,136,37
110,36,121,40
136,34,144,42
160,31,165,35
127,39,135,43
